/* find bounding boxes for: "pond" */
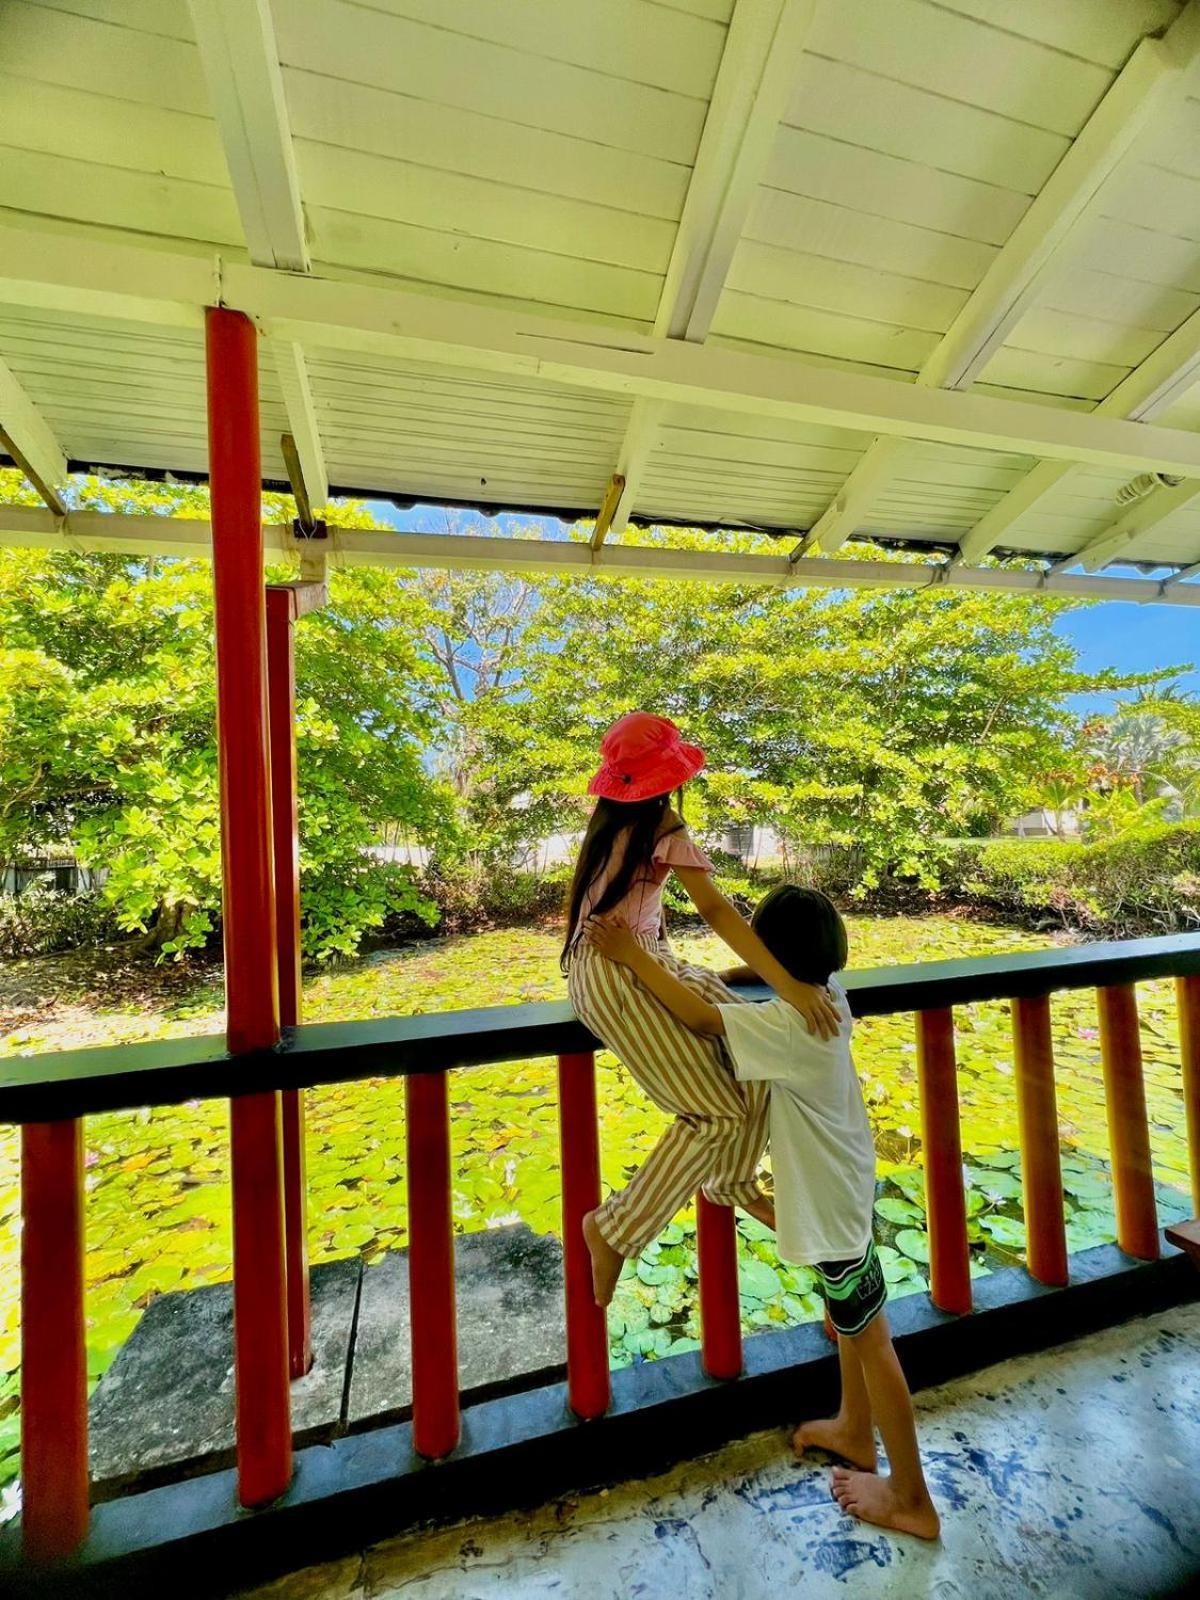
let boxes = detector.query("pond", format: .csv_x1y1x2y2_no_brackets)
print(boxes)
0,913,1194,1496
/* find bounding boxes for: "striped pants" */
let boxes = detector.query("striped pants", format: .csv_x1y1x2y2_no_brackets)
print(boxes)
568,935,769,1257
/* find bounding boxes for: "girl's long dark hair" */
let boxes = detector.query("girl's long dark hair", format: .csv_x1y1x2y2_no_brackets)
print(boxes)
561,793,684,971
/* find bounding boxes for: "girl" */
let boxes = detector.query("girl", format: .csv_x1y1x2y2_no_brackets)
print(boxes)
564,711,840,1306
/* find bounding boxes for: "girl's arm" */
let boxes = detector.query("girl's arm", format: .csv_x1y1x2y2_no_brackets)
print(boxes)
674,865,841,1039
590,921,724,1036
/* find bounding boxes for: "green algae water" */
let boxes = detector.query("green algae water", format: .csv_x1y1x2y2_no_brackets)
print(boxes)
0,915,1194,1491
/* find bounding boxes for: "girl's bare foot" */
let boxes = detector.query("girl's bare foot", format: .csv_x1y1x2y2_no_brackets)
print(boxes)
831,1466,940,1540
582,1209,625,1306
742,1193,776,1231
793,1415,878,1471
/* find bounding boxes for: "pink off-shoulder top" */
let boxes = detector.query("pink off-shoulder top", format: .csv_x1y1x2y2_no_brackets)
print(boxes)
575,827,714,941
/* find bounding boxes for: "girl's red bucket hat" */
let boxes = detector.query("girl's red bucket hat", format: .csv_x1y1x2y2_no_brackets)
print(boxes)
587,712,705,803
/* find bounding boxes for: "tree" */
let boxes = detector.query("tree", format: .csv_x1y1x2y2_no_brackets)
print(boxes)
0,471,454,958
468,532,1152,887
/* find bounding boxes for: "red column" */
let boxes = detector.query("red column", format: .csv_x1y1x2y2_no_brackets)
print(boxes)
206,306,291,1507
20,1120,88,1561
696,1194,742,1380
1012,995,1068,1288
1097,985,1159,1260
267,587,311,1379
1175,975,1200,1214
915,1008,972,1315
406,1071,460,1459
557,1053,611,1420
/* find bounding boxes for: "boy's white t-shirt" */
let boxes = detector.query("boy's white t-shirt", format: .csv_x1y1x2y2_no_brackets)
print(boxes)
717,979,875,1266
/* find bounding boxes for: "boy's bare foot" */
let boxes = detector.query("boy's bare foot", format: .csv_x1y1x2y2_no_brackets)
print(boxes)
742,1194,776,1231
793,1415,878,1471
582,1209,625,1306
831,1467,940,1540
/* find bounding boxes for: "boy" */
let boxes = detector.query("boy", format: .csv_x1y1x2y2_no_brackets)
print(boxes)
591,886,940,1541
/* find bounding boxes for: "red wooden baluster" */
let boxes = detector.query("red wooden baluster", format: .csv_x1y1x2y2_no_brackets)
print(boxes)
267,586,311,1379
697,1194,742,1380
1175,974,1200,1215
207,305,291,1506
20,1120,88,1561
1012,994,1068,1287
915,1008,972,1315
406,1071,460,1458
1097,985,1159,1260
557,1053,611,1419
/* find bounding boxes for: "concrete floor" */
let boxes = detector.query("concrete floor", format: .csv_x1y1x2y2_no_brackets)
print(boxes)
240,1302,1200,1600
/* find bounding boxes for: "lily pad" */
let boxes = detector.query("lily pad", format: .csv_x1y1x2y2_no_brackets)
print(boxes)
737,1258,783,1302
875,1197,923,1226
894,1228,932,1264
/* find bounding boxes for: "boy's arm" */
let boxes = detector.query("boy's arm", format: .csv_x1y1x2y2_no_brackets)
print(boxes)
719,964,758,986
588,921,725,1037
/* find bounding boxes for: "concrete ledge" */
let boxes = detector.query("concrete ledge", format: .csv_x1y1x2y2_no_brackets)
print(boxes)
3,1237,1197,1598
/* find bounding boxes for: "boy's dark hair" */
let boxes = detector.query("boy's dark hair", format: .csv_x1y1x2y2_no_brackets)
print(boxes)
750,884,848,986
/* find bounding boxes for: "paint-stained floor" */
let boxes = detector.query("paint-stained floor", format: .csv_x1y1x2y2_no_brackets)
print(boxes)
241,1302,1200,1600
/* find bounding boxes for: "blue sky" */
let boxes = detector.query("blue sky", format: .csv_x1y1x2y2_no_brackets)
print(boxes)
1056,603,1199,713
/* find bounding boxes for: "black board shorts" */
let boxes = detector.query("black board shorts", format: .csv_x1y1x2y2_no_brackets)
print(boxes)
813,1239,887,1337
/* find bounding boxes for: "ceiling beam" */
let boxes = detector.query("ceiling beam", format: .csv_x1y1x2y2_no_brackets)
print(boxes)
2,505,1198,606
1066,477,1200,572
600,0,812,542
188,0,309,271
593,398,663,547
922,25,1193,392
792,5,1200,561
190,0,330,517
589,471,626,551
789,436,906,560
958,301,1200,565
656,0,815,342
273,339,328,513
0,355,68,516
6,226,1200,480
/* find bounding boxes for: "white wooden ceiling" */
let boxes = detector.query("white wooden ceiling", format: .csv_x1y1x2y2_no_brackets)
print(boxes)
3,0,1200,581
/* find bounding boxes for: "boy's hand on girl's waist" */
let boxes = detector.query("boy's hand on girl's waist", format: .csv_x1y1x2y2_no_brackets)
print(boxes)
780,979,841,1040
589,916,641,966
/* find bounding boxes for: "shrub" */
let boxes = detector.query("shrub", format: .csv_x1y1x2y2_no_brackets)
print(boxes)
937,823,1200,936
0,889,122,959
383,861,571,941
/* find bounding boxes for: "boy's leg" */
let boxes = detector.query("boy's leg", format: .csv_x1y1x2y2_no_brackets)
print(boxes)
793,1330,877,1470
831,1313,940,1540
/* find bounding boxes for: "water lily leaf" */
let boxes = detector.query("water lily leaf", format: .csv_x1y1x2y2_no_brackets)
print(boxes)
636,1260,678,1288
874,1197,923,1226
894,1228,931,1264
736,1216,777,1244
664,1336,701,1356
737,1258,783,1303
978,1215,1025,1250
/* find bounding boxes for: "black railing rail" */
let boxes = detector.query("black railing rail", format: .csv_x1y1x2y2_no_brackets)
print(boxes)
4,933,1200,1125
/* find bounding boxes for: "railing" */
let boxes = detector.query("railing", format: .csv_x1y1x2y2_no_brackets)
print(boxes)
5,933,1200,1566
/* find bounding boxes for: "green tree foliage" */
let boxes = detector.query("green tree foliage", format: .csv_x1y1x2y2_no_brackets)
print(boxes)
468,533,1140,887
0,473,453,958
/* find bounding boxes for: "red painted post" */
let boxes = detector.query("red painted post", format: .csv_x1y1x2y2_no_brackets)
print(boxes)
915,1008,972,1315
267,586,311,1379
557,1053,611,1420
206,305,292,1507
696,1194,742,1380
406,1071,460,1458
1175,975,1200,1214
20,1120,88,1561
1097,985,1159,1260
1011,994,1069,1288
